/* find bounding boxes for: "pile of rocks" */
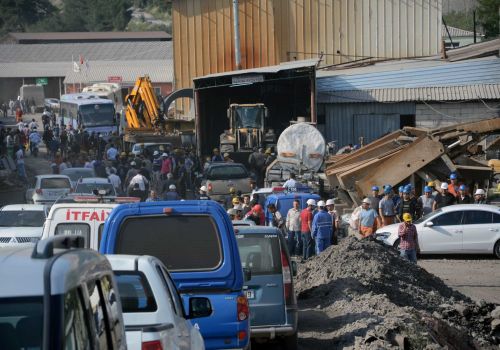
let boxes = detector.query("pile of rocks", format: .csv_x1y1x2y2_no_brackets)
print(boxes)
295,237,499,349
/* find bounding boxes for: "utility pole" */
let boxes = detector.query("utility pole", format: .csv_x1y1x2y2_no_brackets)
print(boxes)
473,10,477,43
232,0,242,70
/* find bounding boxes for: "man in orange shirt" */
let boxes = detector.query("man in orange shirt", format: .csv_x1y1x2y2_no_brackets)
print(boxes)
300,199,316,260
447,173,459,198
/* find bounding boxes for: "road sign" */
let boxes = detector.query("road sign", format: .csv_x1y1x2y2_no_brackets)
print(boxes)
36,78,48,85
107,76,123,83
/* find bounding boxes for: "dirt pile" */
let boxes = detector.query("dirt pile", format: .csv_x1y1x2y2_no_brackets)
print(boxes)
295,237,499,349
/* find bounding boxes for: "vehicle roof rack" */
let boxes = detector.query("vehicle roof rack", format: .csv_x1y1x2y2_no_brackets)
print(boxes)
32,235,85,259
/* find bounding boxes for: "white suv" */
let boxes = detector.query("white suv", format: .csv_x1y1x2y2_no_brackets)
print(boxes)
26,175,72,205
107,255,208,350
0,204,48,247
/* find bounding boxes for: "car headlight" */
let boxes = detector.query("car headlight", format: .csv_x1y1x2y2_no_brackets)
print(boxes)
374,232,390,241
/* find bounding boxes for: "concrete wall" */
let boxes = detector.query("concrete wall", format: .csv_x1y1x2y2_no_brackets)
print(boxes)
415,101,500,129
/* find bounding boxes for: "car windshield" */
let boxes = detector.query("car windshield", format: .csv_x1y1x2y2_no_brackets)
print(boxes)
236,233,282,276
0,297,43,348
0,210,45,227
80,103,115,127
74,183,115,195
40,178,71,189
114,272,157,313
207,165,248,180
61,169,95,182
414,209,442,224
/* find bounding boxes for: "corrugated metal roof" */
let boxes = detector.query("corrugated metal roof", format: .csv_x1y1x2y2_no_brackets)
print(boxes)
317,84,500,103
317,57,500,91
5,31,171,41
0,62,69,78
0,41,172,63
63,60,173,84
193,59,319,81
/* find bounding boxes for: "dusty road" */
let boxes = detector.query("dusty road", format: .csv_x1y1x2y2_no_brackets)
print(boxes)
419,257,500,304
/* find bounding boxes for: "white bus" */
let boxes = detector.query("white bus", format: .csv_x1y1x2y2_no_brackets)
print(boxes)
82,83,123,112
60,93,118,137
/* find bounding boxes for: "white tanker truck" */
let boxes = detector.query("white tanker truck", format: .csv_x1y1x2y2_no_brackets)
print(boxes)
265,120,328,192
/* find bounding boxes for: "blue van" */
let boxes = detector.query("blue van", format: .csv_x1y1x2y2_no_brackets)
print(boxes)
100,200,250,350
264,192,321,224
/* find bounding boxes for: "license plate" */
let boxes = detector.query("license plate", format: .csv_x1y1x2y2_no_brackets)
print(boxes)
245,290,255,299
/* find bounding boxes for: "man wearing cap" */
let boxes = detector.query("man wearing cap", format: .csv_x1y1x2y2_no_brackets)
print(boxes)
398,186,417,221
473,189,488,204
198,185,211,200
326,199,339,245
368,186,382,211
312,201,333,254
300,199,316,260
227,208,237,221
267,204,284,229
151,150,162,190
433,182,456,210
223,152,234,162
160,153,173,179
393,186,404,214
379,186,396,227
418,186,435,217
398,213,419,263
358,198,379,238
457,185,472,204
448,173,459,198
286,199,301,255
164,184,180,200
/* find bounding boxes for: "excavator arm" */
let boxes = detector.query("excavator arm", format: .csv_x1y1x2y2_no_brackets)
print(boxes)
125,76,164,132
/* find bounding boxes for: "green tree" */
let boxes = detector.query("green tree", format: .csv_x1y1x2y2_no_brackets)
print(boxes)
477,0,500,37
0,0,57,35
443,10,474,31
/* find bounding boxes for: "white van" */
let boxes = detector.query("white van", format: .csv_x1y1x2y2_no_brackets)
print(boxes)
42,203,118,250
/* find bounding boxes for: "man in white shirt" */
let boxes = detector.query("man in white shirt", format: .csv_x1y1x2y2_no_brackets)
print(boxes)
128,172,149,201
285,199,302,255
108,168,122,194
28,119,39,131
15,146,26,181
283,173,298,191
106,144,118,161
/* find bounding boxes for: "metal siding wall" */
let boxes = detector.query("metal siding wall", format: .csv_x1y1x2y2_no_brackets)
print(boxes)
323,102,416,146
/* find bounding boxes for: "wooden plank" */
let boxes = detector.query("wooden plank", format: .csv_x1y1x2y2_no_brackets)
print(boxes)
303,0,311,59
200,0,210,75
261,0,269,66
223,0,233,71
216,0,225,71
194,0,203,77
253,0,261,67
209,0,218,73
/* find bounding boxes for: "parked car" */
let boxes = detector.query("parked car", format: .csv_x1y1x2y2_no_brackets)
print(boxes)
203,162,253,201
26,175,72,205
100,200,251,350
0,204,48,247
235,226,298,349
61,167,96,189
376,204,500,258
0,235,126,349
42,202,119,249
264,192,321,225
44,98,60,111
232,220,256,227
107,254,207,350
131,142,173,156
74,177,117,196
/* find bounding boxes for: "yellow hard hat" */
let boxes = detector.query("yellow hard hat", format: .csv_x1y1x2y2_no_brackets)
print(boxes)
403,213,412,222
427,181,434,187
229,187,236,194
232,197,240,204
265,148,272,154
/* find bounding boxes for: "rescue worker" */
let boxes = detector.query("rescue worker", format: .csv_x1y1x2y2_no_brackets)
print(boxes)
267,204,284,229
418,186,435,217
368,186,382,211
398,213,419,264
227,208,237,221
198,185,211,200
312,201,332,254
448,173,459,198
358,198,379,239
326,199,339,244
457,184,472,204
379,186,396,226
473,189,488,204
393,185,404,214
300,199,316,260
245,204,265,225
164,184,181,200
285,199,301,255
161,173,177,196
225,187,238,209
398,186,417,221
433,182,456,210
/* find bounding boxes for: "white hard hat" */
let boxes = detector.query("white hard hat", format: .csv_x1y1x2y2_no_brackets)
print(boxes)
306,199,316,206
162,152,168,157
130,161,136,166
440,183,449,190
325,199,335,206
317,200,326,207
153,150,159,156
362,198,371,204
169,184,176,190
200,185,207,192
474,189,485,195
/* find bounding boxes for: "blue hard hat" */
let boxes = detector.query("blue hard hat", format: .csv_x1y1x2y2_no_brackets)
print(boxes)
372,186,379,191
459,184,466,191
403,185,412,193
398,186,405,192
424,186,432,193
450,173,457,180
406,184,413,190
384,185,392,194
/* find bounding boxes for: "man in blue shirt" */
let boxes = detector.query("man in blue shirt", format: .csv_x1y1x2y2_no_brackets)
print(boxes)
312,200,333,254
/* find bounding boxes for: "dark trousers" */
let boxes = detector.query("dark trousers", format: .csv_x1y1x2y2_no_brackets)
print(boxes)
301,232,315,260
287,230,300,256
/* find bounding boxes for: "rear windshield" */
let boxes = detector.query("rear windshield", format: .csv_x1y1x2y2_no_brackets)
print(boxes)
0,297,43,348
41,178,70,189
236,233,282,276
55,223,91,248
114,272,157,313
62,169,95,181
207,165,248,180
115,215,222,272
0,210,45,227
75,183,115,195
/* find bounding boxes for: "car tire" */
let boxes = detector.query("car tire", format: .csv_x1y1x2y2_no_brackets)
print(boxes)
282,332,298,350
494,240,500,259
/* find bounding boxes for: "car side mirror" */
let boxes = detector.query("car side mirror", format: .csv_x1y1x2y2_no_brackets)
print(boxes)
187,297,212,319
243,267,252,282
425,221,434,227
291,261,298,277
